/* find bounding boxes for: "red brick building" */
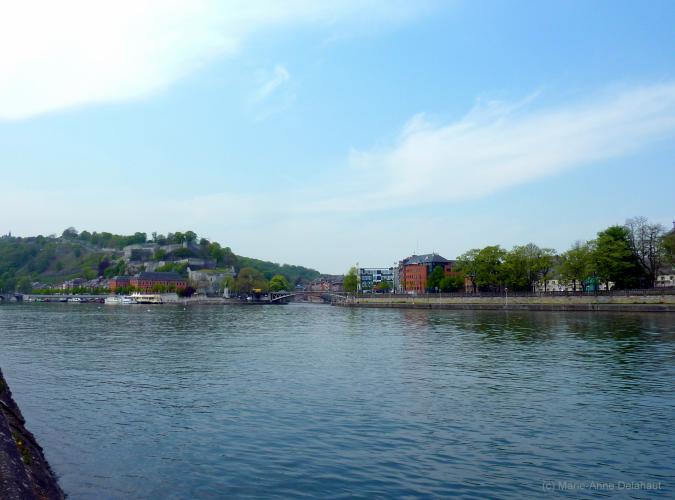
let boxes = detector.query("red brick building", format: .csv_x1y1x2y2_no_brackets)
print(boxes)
109,276,131,292
399,254,456,294
130,272,187,292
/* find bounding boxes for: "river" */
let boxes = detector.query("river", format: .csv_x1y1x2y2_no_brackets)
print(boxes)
0,303,673,498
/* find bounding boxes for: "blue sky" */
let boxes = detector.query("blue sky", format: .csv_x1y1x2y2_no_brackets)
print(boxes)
1,0,674,273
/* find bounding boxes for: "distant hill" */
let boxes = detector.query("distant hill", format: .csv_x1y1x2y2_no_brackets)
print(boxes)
0,228,321,292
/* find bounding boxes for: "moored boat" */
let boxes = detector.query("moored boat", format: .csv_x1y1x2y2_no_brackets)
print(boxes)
104,296,138,305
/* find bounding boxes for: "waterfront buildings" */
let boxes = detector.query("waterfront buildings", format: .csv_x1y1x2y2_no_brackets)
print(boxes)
656,265,675,287
357,267,395,292
188,267,235,296
129,271,187,292
533,279,614,293
109,276,131,292
397,253,456,294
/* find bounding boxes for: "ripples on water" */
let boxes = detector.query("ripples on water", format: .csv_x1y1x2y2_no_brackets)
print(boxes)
0,304,673,499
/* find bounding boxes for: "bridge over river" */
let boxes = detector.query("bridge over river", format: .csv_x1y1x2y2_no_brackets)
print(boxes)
0,293,23,302
268,290,349,304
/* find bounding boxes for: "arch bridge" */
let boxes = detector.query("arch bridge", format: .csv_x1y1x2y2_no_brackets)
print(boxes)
0,293,23,302
268,290,349,303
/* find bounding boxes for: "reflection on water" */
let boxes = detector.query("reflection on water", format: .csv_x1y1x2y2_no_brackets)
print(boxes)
0,303,673,499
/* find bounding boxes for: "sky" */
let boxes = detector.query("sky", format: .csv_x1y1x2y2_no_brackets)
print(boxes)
1,0,674,273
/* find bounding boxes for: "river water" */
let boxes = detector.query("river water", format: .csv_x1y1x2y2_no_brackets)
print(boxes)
0,303,673,499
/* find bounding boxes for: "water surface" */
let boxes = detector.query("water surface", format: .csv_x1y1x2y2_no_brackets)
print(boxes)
0,303,673,498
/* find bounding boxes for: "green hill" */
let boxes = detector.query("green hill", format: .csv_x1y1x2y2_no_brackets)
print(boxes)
0,229,321,293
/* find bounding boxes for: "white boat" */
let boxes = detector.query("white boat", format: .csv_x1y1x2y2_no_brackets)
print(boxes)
130,293,163,304
68,297,82,303
104,296,138,305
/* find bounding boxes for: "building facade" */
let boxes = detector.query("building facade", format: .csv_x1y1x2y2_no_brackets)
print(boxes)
130,271,187,293
398,253,455,294
358,267,395,292
188,267,235,296
656,266,675,287
109,276,131,292
533,279,614,293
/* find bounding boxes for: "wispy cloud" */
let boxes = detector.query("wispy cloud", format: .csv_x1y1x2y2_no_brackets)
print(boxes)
247,64,294,121
252,65,290,103
4,82,675,271
0,0,429,120
309,82,675,212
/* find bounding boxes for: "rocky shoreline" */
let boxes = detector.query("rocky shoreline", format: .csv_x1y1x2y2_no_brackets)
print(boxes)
0,368,64,499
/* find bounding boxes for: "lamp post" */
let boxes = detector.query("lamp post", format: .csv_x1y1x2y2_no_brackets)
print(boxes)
505,287,508,308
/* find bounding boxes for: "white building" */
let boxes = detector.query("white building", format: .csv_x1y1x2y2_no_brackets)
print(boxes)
188,267,235,296
533,279,614,292
358,267,395,292
656,265,675,287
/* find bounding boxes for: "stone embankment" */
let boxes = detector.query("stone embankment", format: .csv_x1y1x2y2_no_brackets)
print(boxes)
338,293,675,313
0,369,64,500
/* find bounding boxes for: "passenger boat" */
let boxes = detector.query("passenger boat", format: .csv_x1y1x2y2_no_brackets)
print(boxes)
130,293,163,304
104,296,138,305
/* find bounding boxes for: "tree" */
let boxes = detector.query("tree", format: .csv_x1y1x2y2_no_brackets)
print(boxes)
592,226,643,289
426,266,445,291
235,267,267,294
474,245,507,291
439,274,464,292
343,267,358,294
177,285,196,298
220,276,235,295
269,274,290,292
16,276,32,293
663,230,675,267
502,245,532,291
184,231,198,244
502,243,557,291
98,258,111,277
62,227,78,239
559,241,592,291
456,249,480,293
624,216,666,286
374,280,392,293
536,248,557,291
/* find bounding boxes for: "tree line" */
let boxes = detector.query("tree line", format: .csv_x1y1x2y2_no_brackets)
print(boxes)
456,217,673,292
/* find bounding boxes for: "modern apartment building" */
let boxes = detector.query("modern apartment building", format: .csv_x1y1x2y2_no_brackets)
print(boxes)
358,267,395,292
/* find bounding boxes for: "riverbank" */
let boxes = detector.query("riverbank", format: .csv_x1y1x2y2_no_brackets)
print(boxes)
337,293,675,313
0,369,64,499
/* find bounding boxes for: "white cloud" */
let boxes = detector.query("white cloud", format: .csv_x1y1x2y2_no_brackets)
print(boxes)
0,0,428,120
4,82,675,271
312,82,675,211
247,64,295,121
252,65,290,103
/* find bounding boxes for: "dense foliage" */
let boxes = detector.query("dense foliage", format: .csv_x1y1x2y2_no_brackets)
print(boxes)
235,256,319,286
343,267,358,294
455,217,673,292
269,275,291,292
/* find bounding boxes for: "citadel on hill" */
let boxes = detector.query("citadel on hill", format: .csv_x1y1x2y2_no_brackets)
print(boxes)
0,229,320,296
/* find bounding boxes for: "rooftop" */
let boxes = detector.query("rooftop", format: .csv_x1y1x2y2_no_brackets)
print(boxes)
135,271,184,281
401,253,452,265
